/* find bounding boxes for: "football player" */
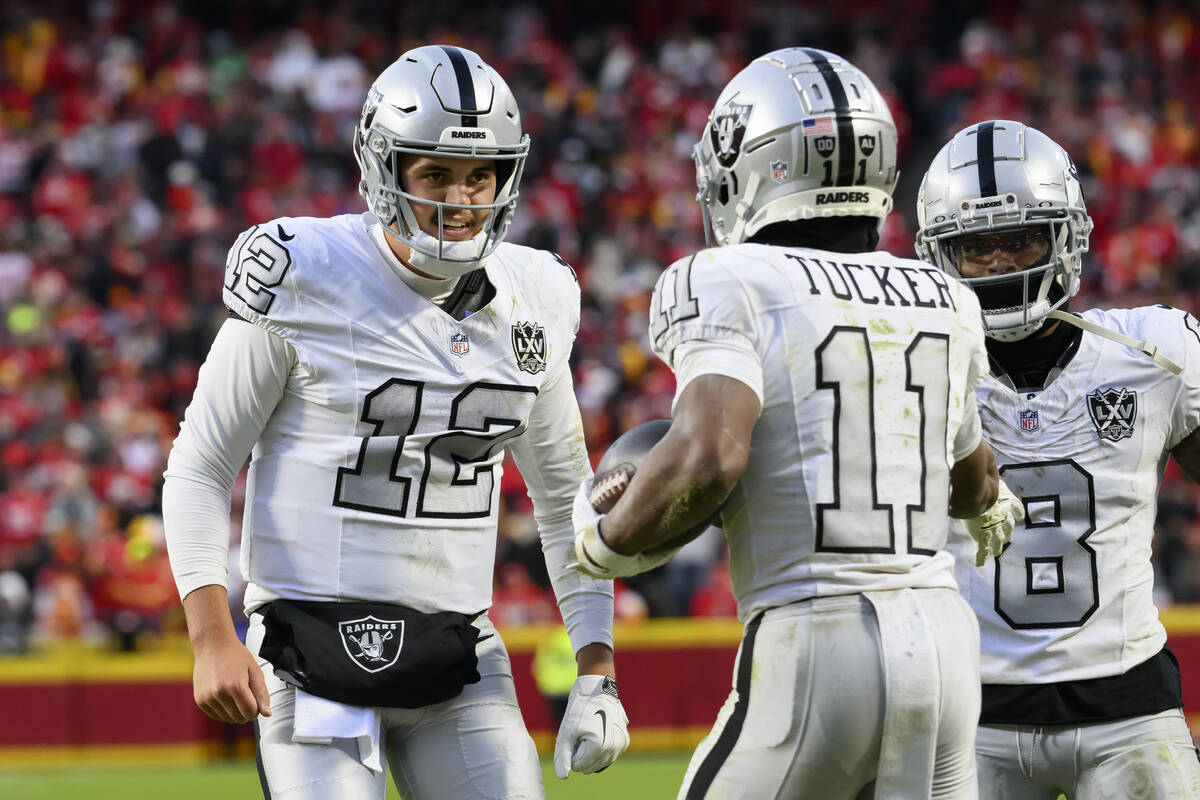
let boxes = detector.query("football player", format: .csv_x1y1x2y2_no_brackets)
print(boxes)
915,120,1200,799
573,48,1010,799
162,46,628,800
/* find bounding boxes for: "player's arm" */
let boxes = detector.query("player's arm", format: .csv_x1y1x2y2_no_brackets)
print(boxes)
949,440,999,519
601,374,759,555
508,340,630,778
1170,428,1200,484
162,317,294,723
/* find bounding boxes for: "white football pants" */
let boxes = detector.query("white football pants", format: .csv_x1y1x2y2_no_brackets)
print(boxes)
975,708,1200,799
677,587,981,800
247,614,543,800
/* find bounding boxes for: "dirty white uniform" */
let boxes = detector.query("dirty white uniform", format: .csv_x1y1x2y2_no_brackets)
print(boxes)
163,213,610,800
651,243,989,800
948,306,1200,799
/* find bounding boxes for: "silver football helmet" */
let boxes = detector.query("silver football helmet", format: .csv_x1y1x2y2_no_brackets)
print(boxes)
694,48,899,247
353,45,529,278
915,121,1093,341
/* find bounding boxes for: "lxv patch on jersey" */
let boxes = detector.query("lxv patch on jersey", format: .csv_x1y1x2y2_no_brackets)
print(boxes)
512,321,547,374
1087,387,1137,441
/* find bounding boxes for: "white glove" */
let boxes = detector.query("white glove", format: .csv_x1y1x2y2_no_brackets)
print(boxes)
571,480,680,579
553,674,630,779
965,479,1022,567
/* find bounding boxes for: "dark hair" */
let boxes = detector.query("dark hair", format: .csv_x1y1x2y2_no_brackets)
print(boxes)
747,217,880,254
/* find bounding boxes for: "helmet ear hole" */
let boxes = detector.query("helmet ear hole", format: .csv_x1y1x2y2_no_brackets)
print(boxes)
718,177,730,206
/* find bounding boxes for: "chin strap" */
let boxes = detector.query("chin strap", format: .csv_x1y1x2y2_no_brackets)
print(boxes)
1047,310,1181,375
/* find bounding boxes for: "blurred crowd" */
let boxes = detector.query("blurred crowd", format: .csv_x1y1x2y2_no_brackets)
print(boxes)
2,0,1200,652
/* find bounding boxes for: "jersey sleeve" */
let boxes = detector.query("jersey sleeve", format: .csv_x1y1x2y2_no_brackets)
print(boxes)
508,343,614,654
162,318,296,599
952,286,989,461
1153,307,1200,448
222,219,314,344
650,251,763,398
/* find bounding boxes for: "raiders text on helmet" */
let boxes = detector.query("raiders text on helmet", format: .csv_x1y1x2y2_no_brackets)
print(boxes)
353,45,530,278
693,48,900,247
915,121,1094,341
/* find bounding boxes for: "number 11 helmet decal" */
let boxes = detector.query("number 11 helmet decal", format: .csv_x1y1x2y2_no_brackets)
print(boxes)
353,45,530,279
693,48,900,247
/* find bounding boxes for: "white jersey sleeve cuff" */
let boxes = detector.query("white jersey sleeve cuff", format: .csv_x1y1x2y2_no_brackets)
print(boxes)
952,394,983,462
671,337,765,410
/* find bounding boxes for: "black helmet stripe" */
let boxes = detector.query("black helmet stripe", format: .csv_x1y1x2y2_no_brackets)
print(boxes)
975,121,998,197
802,48,855,187
440,45,478,127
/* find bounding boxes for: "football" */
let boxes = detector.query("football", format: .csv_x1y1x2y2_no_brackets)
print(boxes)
588,419,715,558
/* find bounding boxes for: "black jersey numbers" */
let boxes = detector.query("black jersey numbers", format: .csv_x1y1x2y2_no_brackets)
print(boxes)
334,381,538,519
651,256,701,345
994,460,1099,629
814,327,950,555
225,228,293,315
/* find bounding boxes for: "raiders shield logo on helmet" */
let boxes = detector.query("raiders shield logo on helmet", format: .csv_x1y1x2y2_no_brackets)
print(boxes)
512,321,547,374
1086,387,1136,441
339,616,405,673
858,134,876,156
710,101,753,168
814,135,836,158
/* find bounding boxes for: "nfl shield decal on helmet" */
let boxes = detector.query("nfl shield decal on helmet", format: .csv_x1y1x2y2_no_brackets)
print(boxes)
340,616,405,673
1087,387,1136,441
450,332,469,357
771,160,789,183
512,321,547,374
710,101,753,168
1018,409,1039,433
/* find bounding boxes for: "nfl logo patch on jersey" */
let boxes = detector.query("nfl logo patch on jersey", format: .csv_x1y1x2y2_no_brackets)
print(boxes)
1087,387,1136,441
1018,409,1039,433
450,332,469,357
512,321,547,374
339,616,405,674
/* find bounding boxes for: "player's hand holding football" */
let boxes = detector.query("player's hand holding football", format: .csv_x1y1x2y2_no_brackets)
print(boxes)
554,673,630,778
571,479,677,579
965,479,1022,567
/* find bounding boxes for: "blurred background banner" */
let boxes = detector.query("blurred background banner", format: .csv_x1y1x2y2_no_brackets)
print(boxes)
2,0,1200,769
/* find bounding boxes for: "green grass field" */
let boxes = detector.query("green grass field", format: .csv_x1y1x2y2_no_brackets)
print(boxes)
0,755,692,800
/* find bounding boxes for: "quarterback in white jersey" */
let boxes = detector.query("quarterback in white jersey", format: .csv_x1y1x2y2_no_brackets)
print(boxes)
163,46,628,800
917,120,1200,798
574,49,1008,800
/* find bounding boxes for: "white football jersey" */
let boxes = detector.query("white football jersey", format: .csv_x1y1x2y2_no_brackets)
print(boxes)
221,212,584,615
949,306,1200,684
651,244,989,621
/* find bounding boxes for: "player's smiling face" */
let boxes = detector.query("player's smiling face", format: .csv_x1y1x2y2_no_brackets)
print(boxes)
400,155,497,241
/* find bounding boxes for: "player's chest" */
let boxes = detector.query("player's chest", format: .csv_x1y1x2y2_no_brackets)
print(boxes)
977,367,1169,468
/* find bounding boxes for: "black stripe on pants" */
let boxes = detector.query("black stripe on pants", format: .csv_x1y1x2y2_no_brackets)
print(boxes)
685,611,765,799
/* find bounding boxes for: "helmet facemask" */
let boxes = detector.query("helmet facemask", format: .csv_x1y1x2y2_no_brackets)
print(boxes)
915,122,1094,342
353,46,529,279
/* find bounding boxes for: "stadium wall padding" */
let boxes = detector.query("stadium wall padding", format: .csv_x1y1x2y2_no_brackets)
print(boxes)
1,613,1198,767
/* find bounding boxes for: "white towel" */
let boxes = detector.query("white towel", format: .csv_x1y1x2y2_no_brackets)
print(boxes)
865,588,939,800
291,689,384,773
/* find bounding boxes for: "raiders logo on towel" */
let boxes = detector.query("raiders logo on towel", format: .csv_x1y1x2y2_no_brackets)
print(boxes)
339,616,405,673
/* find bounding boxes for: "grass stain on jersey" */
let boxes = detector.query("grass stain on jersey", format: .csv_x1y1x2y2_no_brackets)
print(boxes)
868,318,896,336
